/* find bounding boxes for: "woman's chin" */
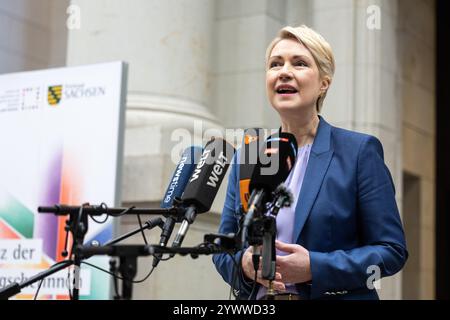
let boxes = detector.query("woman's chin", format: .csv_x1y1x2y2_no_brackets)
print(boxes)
273,102,309,113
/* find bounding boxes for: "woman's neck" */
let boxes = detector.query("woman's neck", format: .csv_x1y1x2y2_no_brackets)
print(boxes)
280,111,320,148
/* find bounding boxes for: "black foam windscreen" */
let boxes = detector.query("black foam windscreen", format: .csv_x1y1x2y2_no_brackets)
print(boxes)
181,138,236,213
239,128,265,213
249,132,297,199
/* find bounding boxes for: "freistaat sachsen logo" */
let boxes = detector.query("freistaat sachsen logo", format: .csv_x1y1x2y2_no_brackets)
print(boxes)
47,85,62,106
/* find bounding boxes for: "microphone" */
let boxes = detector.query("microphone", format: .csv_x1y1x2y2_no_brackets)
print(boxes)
171,138,236,251
261,184,293,280
269,184,294,217
153,146,203,268
160,146,204,209
239,128,265,214
248,132,297,199
242,132,297,262
242,132,297,278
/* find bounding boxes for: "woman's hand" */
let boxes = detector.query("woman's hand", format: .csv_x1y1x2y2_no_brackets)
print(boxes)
275,240,312,284
241,246,286,292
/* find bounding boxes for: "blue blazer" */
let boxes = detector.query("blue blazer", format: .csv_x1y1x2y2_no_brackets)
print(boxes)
213,116,408,300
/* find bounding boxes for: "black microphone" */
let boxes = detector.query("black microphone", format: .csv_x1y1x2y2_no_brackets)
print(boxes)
239,128,265,214
153,146,203,268
248,132,297,200
242,132,297,257
171,138,236,251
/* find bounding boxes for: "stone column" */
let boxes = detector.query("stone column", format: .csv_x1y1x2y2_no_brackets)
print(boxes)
65,0,229,299
213,0,288,130
398,0,436,299
67,0,219,203
309,0,403,299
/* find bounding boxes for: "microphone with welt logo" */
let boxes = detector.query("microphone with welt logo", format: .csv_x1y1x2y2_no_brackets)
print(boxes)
152,146,203,268
170,138,236,252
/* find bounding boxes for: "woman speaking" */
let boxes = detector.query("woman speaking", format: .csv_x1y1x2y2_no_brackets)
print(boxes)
212,25,408,300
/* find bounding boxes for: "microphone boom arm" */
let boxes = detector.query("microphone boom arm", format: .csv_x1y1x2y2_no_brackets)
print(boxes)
38,204,186,218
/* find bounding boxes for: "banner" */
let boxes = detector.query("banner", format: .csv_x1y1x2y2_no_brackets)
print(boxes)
0,61,127,299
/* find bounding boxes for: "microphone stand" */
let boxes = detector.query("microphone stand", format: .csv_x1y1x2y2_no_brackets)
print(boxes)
65,204,167,300
148,244,227,257
0,203,92,300
0,206,166,300
76,232,240,300
77,245,154,300
71,204,89,300
261,216,277,299
260,187,292,300
242,189,267,285
242,186,292,300
148,232,240,258
38,204,186,218
0,260,74,300
92,217,165,300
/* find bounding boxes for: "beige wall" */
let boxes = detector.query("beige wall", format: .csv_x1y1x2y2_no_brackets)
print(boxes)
399,0,436,300
212,0,286,130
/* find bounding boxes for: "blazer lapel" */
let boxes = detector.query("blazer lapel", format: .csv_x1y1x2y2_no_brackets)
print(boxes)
293,116,334,243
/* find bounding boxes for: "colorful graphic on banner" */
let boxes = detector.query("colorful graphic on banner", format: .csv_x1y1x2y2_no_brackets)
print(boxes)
0,62,126,300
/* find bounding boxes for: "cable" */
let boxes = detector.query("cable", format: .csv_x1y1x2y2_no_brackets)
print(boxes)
132,266,155,284
33,279,44,300
66,206,84,299
80,261,124,279
81,261,156,284
246,248,262,300
32,260,74,300
108,205,136,217
90,214,108,224
226,251,240,300
155,238,219,262
136,214,148,245
90,203,139,223
158,256,172,262
248,270,258,301
88,203,108,224
66,265,72,300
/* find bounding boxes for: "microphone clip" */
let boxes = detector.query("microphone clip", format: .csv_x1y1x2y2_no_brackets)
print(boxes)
268,184,293,217
203,233,240,251
184,205,197,224
169,197,190,223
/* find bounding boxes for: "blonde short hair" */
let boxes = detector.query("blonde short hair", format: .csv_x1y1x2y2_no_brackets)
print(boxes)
265,25,335,112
